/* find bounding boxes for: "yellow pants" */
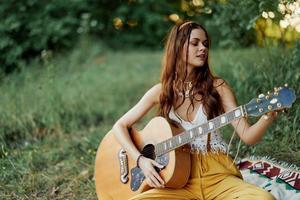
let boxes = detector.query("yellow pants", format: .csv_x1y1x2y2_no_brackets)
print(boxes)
129,152,275,200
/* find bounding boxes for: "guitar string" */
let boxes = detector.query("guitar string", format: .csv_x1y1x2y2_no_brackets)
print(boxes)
138,109,241,159
140,122,230,158
135,93,292,165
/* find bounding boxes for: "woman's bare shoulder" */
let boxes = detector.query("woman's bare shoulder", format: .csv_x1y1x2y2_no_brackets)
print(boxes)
152,83,162,91
213,78,238,110
144,83,162,104
213,78,226,88
213,78,234,96
214,78,226,91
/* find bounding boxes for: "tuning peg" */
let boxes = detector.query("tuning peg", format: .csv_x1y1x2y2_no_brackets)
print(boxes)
265,95,270,100
258,94,265,98
274,87,279,92
267,91,271,95
259,108,264,113
268,105,272,110
256,98,261,103
274,92,279,96
284,83,288,87
277,103,282,108
270,98,278,104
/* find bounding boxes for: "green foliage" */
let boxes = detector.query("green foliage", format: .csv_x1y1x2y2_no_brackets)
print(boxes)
0,39,299,198
204,0,280,48
0,0,90,73
0,39,162,199
2,0,295,73
212,42,300,163
101,0,178,48
0,0,179,73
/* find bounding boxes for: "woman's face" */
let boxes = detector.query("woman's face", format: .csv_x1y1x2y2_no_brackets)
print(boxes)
182,28,208,68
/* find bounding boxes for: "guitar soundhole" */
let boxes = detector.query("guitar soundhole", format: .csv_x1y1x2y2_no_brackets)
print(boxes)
141,144,155,160
141,144,169,168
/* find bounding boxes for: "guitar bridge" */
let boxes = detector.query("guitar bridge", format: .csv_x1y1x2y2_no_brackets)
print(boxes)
118,149,129,184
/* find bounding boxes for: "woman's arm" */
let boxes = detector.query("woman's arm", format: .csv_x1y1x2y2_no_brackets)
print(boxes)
112,83,165,188
215,80,278,145
112,83,160,162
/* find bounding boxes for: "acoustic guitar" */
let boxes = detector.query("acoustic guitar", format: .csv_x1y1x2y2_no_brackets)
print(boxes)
94,85,296,200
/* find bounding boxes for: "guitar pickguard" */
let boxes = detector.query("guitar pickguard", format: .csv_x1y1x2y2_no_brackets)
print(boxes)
130,167,145,191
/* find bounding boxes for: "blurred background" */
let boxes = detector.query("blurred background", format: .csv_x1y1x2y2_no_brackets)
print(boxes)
0,0,299,199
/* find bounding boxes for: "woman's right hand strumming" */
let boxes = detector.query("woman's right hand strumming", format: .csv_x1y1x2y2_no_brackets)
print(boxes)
137,156,165,188
111,84,163,188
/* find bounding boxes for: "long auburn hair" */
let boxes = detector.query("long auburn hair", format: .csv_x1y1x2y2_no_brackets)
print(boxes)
158,21,224,126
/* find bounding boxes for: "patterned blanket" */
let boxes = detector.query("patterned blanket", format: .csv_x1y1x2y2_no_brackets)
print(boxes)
237,157,300,200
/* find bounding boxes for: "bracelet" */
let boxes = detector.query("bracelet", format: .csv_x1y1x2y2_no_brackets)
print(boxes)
136,154,143,168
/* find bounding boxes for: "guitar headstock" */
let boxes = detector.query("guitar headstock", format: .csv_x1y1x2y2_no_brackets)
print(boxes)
245,84,296,117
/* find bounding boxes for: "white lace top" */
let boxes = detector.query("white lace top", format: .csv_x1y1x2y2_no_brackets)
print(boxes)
169,104,228,154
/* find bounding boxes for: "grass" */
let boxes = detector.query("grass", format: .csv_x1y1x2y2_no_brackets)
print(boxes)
0,39,299,199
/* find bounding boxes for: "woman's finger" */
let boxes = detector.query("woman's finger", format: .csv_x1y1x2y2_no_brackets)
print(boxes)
149,174,163,188
151,160,164,169
150,170,165,185
145,177,154,188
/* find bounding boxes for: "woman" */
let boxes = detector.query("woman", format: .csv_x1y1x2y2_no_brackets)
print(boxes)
112,21,276,200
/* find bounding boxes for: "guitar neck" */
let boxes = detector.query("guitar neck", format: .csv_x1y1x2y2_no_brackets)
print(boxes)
155,105,246,156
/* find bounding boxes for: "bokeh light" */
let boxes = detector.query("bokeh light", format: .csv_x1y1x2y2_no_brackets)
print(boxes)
113,17,123,29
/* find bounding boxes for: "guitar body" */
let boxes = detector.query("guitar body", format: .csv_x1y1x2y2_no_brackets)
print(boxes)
94,117,191,200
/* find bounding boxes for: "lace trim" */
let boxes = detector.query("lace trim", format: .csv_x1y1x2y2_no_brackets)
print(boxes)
190,131,228,154
168,106,228,154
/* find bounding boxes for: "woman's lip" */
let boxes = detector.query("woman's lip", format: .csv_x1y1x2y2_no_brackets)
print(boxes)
197,54,206,59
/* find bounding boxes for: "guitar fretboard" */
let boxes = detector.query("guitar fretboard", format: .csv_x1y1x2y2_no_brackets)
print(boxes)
155,106,245,156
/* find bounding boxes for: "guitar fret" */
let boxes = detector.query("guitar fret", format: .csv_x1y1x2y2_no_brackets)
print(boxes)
156,106,245,156
169,140,172,148
198,126,203,134
179,135,184,145
178,135,182,144
227,111,235,121
156,144,160,155
213,117,221,128
234,108,242,117
173,137,178,147
202,124,208,133
176,136,180,146
173,136,179,150
192,129,197,138
189,130,193,139
208,121,214,130
160,144,163,155
177,136,181,145
156,143,161,155
183,134,188,143
220,115,227,124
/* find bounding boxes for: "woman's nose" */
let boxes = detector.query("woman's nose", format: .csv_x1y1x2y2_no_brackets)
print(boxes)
198,43,206,51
